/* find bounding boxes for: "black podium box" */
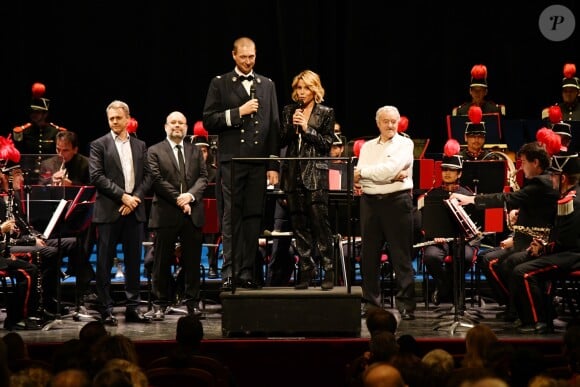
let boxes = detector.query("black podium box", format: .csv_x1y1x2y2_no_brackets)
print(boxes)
220,286,362,337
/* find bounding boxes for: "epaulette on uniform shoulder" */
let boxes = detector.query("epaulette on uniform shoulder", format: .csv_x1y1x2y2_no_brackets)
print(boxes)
13,123,31,133
50,123,67,131
558,190,576,216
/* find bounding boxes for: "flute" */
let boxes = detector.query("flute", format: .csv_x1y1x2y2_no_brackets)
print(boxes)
413,238,454,248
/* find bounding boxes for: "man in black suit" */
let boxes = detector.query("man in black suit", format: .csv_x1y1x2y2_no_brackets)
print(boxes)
146,111,208,320
89,100,151,326
203,36,280,290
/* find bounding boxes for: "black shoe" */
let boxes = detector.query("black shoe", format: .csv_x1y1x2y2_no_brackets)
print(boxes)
431,289,440,306
124,310,152,324
221,277,233,291
208,267,218,279
400,309,415,321
321,270,334,290
13,318,43,331
239,280,261,289
102,313,118,327
496,310,518,322
517,322,548,334
295,269,314,290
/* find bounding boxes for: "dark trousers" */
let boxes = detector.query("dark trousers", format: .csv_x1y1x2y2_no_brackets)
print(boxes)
152,216,202,307
1,257,38,324
360,191,415,310
219,161,266,282
94,213,144,315
287,186,334,272
11,236,76,311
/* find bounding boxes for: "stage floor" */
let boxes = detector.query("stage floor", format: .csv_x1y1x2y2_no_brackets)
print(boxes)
4,290,565,344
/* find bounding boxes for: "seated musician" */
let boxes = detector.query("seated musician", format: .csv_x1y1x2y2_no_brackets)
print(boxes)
459,106,501,161
0,136,42,330
420,140,477,305
512,151,580,334
38,131,90,186
0,150,81,318
451,134,560,323
37,130,95,304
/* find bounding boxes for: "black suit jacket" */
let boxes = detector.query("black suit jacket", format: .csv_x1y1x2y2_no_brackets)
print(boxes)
202,71,280,171
89,133,150,223
147,140,208,228
280,103,335,191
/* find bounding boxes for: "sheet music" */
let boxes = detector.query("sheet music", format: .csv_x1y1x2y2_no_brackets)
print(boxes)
41,199,68,240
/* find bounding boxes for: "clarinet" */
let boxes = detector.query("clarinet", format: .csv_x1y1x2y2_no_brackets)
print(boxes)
3,182,14,258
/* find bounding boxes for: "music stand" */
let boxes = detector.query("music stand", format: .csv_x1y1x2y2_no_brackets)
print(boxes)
42,186,97,330
422,193,478,334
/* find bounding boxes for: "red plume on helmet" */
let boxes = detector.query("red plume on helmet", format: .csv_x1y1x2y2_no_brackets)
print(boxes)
0,135,21,164
193,121,209,137
468,106,483,124
548,105,563,124
353,139,365,158
126,117,138,134
471,64,487,80
444,139,461,157
398,116,409,133
564,63,577,79
31,82,46,98
536,127,562,157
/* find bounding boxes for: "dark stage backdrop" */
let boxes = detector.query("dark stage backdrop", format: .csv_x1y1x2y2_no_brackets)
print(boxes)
1,1,578,156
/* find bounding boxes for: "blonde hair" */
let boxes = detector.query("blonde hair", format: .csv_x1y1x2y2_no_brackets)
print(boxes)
291,70,325,104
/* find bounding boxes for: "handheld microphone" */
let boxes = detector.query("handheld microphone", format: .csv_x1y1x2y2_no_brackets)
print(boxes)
294,100,304,134
250,82,257,118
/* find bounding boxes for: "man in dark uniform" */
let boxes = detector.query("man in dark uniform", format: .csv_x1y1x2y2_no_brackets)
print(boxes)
420,149,478,305
202,37,280,291
459,109,491,161
12,82,66,184
542,63,580,122
451,140,559,322
512,151,580,333
452,64,505,117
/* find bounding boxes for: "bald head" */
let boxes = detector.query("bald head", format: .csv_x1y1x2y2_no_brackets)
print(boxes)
363,362,406,387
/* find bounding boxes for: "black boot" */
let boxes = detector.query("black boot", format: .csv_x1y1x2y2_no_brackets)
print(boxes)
321,269,334,290
295,269,314,290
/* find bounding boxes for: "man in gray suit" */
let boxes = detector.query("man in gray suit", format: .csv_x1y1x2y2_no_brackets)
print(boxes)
89,100,151,326
146,111,208,320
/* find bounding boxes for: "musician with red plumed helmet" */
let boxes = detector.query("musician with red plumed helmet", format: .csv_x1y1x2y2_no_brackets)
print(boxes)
452,64,505,117
542,64,580,123
12,82,67,183
420,139,478,305
510,151,580,333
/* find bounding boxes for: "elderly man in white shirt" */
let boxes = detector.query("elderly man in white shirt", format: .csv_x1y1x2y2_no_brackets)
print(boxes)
354,105,415,320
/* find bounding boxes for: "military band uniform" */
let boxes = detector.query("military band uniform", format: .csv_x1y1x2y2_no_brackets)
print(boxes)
202,69,280,289
512,187,580,333
0,219,40,330
421,185,477,304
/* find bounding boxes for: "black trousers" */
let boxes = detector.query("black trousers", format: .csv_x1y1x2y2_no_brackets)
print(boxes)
360,191,415,310
94,213,144,316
